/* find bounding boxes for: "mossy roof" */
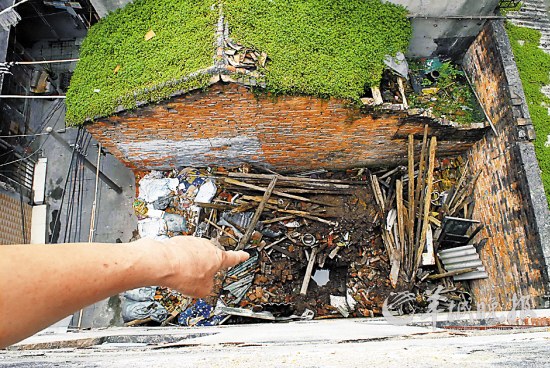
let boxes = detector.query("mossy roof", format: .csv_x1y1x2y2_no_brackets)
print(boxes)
66,0,411,125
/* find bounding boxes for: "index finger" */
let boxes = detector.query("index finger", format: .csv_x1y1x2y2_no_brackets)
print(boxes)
222,250,250,269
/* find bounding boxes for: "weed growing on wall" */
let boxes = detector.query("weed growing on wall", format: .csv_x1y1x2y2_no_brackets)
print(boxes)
66,0,217,125
408,61,485,124
223,0,411,99
506,23,550,203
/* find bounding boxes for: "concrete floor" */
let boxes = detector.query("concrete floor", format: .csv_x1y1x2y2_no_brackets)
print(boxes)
2,319,549,367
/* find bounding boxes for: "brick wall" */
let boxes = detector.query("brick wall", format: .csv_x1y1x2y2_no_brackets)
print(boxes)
0,191,32,245
463,21,550,309
87,84,486,172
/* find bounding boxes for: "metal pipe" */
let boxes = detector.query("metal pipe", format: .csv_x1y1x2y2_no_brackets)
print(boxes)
46,127,123,193
0,0,29,16
13,58,80,65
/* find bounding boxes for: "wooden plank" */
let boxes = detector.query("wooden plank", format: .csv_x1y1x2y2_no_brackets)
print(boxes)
397,77,408,109
264,204,338,226
237,176,277,250
415,125,429,205
204,218,238,242
300,247,319,295
370,174,385,212
224,177,335,206
261,215,295,224
415,137,437,272
226,172,357,186
396,179,406,264
427,267,478,280
447,159,470,207
389,257,400,288
407,134,415,272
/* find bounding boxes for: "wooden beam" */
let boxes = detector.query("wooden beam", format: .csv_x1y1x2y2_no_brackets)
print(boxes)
223,177,335,206
396,179,406,264
237,176,277,250
427,267,478,280
300,247,319,295
415,137,437,272
407,134,415,272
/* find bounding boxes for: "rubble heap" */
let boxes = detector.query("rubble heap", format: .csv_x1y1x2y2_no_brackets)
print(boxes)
123,130,485,326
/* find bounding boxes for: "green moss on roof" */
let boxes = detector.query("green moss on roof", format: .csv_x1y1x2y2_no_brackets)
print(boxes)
67,0,411,125
66,0,217,125
224,0,411,99
506,23,550,205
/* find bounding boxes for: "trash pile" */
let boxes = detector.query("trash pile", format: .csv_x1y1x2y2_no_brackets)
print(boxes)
123,137,486,326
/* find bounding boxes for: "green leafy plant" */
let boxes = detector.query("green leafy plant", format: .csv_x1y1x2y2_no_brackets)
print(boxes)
409,60,484,124
506,22,550,204
65,0,217,125
66,0,411,125
222,0,411,99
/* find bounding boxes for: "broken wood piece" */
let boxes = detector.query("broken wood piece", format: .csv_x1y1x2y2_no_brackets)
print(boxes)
262,237,287,251
328,245,342,259
407,134,415,273
415,125,429,206
125,317,152,327
421,225,435,266
240,195,279,205
371,86,383,105
428,216,441,227
237,176,277,250
261,215,296,224
264,204,338,226
415,137,437,273
427,267,478,280
195,202,235,210
396,179,406,265
447,159,470,207
300,247,319,295
205,218,238,242
397,77,408,109
226,172,357,186
224,177,335,207
370,174,385,212
389,257,400,288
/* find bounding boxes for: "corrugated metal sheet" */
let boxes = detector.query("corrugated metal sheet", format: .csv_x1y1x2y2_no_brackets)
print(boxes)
439,244,489,281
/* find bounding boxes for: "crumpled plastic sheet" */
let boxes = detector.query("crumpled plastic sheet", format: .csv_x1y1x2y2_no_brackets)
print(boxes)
383,52,409,79
138,177,179,203
164,213,187,232
122,301,168,323
138,217,168,240
124,287,157,302
177,299,227,327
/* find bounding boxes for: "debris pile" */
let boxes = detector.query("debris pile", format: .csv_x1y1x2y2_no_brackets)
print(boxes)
124,135,486,326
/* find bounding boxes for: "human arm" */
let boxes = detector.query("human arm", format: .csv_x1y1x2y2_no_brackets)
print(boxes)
0,236,249,348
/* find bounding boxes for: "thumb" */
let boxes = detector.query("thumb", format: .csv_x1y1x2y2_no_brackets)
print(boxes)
222,250,250,269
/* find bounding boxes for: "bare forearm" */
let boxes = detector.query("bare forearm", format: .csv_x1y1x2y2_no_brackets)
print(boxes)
0,239,166,348
0,236,248,348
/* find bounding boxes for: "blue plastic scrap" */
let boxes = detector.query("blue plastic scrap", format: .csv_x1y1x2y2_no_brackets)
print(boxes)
178,299,227,327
